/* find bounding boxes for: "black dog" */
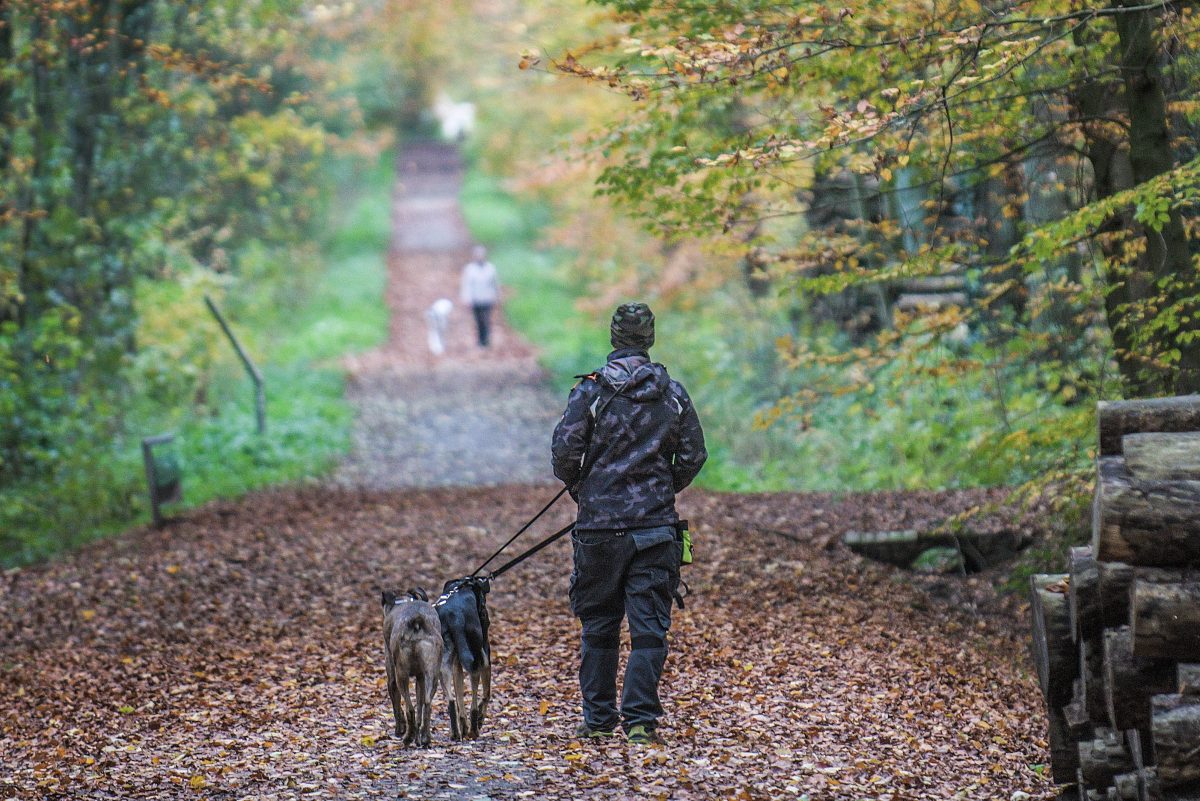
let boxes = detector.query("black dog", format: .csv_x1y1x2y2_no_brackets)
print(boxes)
434,577,491,740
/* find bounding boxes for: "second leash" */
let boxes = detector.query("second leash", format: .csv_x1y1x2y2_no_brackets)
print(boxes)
469,485,569,577
485,521,576,581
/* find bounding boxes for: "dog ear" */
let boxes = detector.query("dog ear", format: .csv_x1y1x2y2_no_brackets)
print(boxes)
382,589,397,608
408,588,428,602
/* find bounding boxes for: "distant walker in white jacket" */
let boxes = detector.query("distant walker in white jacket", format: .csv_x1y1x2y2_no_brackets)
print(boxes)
460,245,500,348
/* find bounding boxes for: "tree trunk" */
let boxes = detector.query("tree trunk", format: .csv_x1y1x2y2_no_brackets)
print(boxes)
975,158,1029,319
1104,626,1176,731
1132,582,1200,661
1098,398,1200,457
1113,1,1200,394
1152,695,1200,787
1093,457,1200,566
1124,433,1200,482
19,9,56,326
0,0,12,175
842,527,1026,570
1071,39,1141,390
1033,574,1079,706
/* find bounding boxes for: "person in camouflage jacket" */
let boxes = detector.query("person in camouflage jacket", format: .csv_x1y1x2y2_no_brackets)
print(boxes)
551,302,707,744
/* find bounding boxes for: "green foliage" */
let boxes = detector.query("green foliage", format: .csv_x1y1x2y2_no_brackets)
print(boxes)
462,158,1096,493
0,0,408,566
511,0,1200,507
0,153,392,567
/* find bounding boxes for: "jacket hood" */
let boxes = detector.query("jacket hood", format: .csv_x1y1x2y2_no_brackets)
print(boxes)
598,349,669,401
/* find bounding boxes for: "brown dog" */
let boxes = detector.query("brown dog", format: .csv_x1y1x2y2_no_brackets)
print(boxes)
381,589,443,747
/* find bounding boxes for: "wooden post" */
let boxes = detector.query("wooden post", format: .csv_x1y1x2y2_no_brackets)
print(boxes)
141,433,179,529
204,294,266,435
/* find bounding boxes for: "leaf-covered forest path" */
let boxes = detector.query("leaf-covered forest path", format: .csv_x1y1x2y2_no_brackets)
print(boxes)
0,144,1056,800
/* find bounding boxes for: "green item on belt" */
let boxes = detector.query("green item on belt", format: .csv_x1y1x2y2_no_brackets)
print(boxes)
677,519,693,565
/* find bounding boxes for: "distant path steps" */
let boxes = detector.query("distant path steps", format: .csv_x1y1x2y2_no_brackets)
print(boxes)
336,363,560,489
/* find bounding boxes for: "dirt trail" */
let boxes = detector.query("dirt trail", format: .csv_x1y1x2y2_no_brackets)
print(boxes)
0,144,1057,800
335,143,561,489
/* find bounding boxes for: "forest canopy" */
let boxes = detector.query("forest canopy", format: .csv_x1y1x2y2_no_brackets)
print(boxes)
503,0,1200,494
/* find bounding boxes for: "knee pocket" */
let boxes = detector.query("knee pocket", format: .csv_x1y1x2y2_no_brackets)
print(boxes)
631,633,665,650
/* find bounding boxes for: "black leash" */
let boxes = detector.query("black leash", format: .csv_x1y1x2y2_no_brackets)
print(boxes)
470,486,569,577
468,376,627,580
485,521,576,580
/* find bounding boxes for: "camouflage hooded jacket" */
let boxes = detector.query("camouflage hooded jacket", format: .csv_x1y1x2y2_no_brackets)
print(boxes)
551,348,707,531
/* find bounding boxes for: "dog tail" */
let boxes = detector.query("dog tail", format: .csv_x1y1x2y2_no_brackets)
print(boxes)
451,624,476,673
407,615,431,635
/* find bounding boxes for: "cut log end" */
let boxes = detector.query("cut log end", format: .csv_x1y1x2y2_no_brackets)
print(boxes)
1098,396,1200,456
1152,695,1200,789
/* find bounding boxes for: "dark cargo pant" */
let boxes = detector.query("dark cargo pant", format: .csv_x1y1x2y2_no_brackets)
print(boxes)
569,525,681,733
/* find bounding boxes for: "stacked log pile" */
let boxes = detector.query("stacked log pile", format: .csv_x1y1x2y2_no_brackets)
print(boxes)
1033,396,1200,801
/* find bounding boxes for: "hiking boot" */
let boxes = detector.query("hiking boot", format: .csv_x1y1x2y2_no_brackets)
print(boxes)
574,721,616,739
625,724,663,745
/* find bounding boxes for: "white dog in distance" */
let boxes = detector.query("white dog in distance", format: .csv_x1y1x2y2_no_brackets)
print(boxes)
426,298,454,356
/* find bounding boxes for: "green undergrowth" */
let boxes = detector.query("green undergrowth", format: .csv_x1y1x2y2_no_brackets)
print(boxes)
0,154,391,568
460,158,1090,495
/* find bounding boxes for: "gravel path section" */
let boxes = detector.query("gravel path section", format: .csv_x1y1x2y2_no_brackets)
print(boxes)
335,143,563,489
